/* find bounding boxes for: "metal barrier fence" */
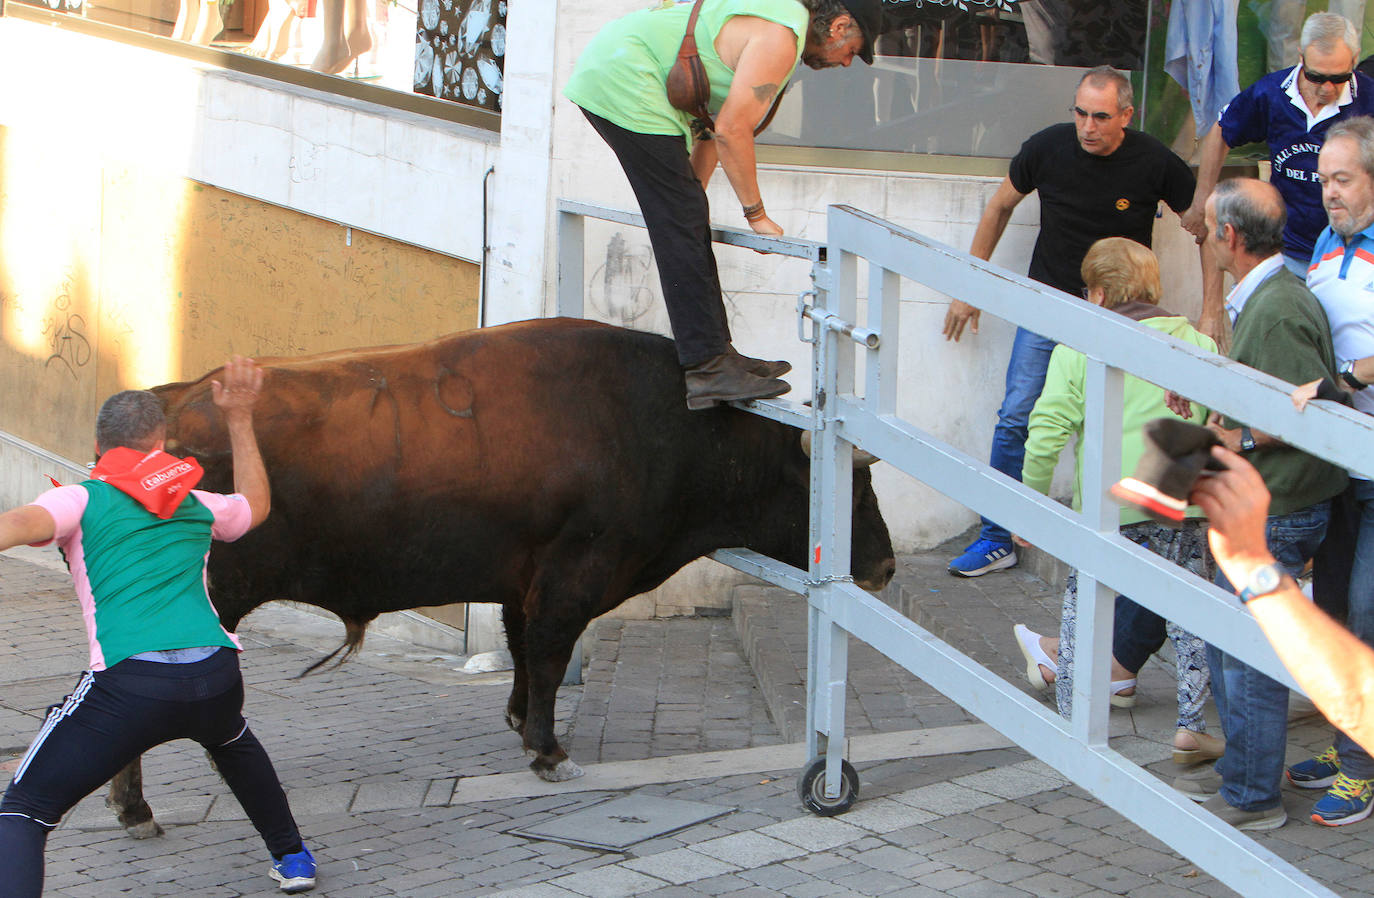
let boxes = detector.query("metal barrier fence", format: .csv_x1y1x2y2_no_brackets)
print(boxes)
555,197,1374,896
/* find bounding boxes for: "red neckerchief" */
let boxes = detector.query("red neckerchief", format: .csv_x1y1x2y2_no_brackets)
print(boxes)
90,448,204,519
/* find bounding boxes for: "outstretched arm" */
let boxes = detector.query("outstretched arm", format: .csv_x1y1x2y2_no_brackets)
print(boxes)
211,356,271,530
943,176,1028,341
0,505,56,552
1180,123,1229,241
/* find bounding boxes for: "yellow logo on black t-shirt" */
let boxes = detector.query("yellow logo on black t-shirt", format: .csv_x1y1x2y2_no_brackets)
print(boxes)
1115,198,1130,211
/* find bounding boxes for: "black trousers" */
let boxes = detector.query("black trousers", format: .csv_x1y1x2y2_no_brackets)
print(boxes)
582,107,732,367
0,648,302,898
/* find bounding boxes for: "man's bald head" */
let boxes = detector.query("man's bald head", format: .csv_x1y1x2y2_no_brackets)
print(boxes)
1209,178,1287,259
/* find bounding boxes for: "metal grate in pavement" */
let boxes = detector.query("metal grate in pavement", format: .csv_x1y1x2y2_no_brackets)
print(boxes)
509,794,733,850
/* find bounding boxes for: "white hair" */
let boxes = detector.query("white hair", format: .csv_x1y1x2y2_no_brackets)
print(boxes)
1301,12,1360,58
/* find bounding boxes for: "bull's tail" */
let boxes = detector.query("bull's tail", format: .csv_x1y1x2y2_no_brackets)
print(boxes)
296,616,371,678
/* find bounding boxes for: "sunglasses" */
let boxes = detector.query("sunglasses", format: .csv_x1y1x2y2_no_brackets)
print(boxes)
1071,106,1118,122
1302,68,1354,85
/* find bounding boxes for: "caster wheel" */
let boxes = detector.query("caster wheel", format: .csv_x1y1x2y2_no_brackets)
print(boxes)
797,756,859,816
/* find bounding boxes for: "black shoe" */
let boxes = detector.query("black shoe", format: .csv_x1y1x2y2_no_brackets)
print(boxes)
684,353,790,410
728,346,792,379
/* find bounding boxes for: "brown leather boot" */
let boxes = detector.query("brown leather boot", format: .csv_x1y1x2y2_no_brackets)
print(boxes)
727,345,792,378
684,353,790,410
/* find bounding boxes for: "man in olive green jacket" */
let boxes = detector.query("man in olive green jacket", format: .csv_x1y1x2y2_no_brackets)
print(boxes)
1170,178,1346,831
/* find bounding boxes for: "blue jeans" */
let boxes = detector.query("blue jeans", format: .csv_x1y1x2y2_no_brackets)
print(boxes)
981,326,1058,544
1208,501,1330,811
1334,479,1374,779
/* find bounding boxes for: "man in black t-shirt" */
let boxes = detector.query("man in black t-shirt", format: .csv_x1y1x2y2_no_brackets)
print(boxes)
942,66,1196,578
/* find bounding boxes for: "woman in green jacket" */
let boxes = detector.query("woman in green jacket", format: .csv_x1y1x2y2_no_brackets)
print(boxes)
1013,237,1224,765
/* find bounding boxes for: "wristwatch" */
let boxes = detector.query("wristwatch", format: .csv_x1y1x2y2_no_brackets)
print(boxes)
1341,359,1368,391
1238,562,1284,604
1239,426,1256,452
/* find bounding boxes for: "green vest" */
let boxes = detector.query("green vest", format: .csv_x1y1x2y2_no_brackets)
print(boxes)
564,0,809,148
77,481,237,668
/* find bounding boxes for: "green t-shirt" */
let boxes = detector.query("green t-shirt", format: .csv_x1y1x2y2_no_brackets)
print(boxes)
564,0,809,148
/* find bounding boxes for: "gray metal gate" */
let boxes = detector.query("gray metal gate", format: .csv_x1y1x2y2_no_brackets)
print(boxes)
556,197,1374,896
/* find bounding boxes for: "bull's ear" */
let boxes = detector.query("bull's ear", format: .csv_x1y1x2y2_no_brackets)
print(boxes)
799,431,879,467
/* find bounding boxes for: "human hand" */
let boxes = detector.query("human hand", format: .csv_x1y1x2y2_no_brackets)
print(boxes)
1011,534,1031,548
748,214,784,253
212,356,264,414
1164,390,1193,419
1291,378,1323,412
1188,446,1275,576
1204,411,1242,453
1180,205,1208,244
942,300,981,342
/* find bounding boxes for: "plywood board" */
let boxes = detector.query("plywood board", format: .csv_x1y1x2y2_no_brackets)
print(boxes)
1,141,479,464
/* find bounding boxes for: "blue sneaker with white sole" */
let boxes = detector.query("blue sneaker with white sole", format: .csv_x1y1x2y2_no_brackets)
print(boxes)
1311,773,1374,826
270,846,316,893
948,537,1017,578
1288,746,1341,790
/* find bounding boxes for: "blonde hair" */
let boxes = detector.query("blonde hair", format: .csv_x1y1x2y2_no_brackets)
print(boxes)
1080,237,1160,309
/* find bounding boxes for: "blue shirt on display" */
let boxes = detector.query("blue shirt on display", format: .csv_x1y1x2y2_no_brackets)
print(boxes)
1219,66,1374,263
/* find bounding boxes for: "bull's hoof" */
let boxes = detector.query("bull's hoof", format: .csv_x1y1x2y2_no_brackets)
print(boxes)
532,757,584,782
125,819,165,840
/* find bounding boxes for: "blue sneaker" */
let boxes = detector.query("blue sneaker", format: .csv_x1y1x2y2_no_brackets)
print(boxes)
1311,772,1374,826
948,538,1016,578
270,846,316,893
1287,747,1341,790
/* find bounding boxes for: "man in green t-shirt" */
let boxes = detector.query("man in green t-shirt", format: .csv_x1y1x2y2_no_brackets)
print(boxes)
565,0,882,410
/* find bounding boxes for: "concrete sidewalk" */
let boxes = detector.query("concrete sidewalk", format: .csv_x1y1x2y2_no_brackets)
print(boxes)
1,544,1369,897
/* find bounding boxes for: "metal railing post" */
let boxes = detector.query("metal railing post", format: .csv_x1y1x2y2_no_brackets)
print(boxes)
866,265,900,416
1073,357,1125,745
556,209,585,318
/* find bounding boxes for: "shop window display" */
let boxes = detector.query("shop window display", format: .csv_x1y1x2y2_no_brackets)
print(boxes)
9,0,1373,152
761,0,1374,159
412,0,505,111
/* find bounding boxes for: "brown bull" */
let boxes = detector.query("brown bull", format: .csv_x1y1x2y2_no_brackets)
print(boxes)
107,318,895,836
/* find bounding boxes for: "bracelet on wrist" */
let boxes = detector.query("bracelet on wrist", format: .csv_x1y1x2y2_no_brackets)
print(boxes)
742,202,766,222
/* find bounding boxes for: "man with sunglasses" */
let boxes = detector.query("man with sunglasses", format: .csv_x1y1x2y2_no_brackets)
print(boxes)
1182,13,1374,282
941,65,1195,578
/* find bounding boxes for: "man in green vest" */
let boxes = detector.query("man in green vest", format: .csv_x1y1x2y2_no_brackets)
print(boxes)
565,0,883,409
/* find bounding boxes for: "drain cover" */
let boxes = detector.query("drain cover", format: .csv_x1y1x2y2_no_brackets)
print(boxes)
511,795,734,850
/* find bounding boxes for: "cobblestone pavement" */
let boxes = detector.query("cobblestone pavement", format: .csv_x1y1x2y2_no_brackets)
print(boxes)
1,541,1370,897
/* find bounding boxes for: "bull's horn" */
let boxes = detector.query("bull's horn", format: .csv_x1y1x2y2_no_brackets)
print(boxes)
799,430,879,467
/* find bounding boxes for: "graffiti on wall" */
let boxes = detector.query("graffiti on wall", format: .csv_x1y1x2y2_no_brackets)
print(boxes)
413,0,506,112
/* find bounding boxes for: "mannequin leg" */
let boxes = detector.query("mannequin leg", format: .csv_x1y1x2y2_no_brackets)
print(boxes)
311,0,372,73
171,0,198,41
247,0,299,59
188,0,224,44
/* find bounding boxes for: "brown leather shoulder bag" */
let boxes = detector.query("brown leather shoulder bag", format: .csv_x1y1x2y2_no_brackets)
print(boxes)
664,0,787,137
665,0,714,126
